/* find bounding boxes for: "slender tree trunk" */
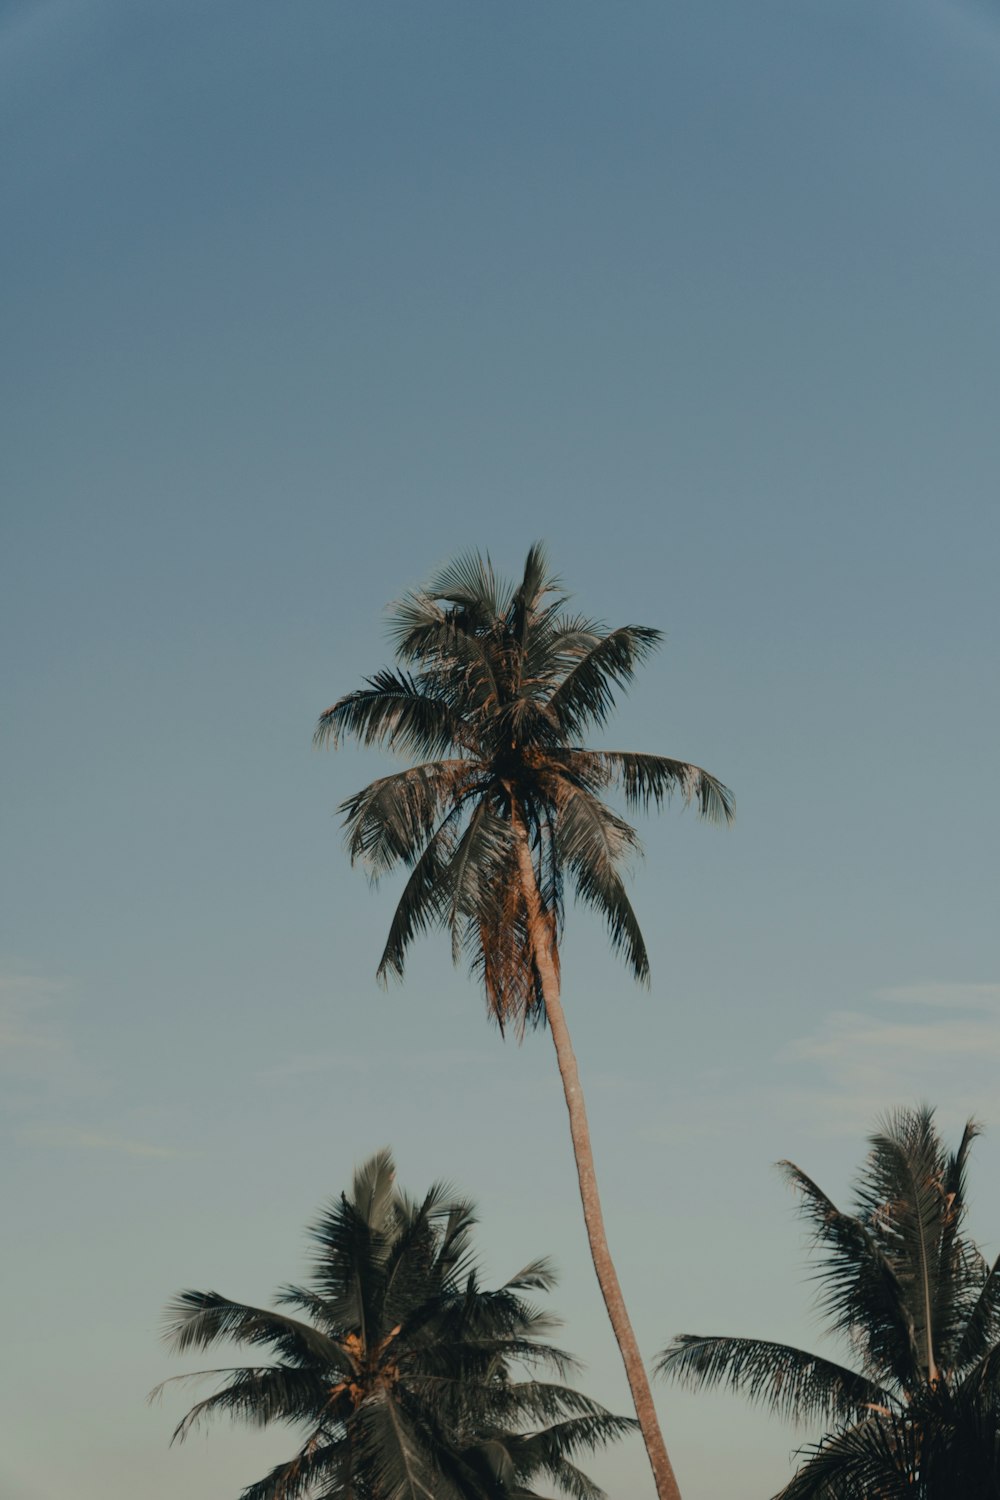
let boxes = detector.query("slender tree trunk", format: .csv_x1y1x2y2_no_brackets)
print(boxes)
514,835,683,1500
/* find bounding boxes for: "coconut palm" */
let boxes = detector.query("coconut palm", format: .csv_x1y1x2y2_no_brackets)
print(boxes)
155,1149,632,1500
315,545,734,1500
656,1106,1000,1498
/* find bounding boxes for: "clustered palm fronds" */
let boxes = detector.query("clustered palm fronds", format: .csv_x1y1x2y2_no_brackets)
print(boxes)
656,1106,1000,1498
315,544,733,1033
156,1150,633,1500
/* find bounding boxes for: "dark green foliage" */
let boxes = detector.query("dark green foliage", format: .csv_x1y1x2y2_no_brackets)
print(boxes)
656,1107,1000,1498
155,1150,633,1500
315,545,733,1031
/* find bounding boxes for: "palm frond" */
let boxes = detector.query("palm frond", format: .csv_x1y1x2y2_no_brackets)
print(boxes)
356,1391,443,1500
315,670,460,758
655,1334,892,1427
162,1292,348,1367
778,1161,916,1390
554,786,649,983
777,1414,918,1500
160,1366,333,1442
238,1439,352,1500
591,750,736,825
860,1111,951,1383
375,806,466,984
954,1254,1000,1373
546,625,663,735
340,761,471,878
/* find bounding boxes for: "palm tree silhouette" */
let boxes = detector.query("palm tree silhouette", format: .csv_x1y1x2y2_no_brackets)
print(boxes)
657,1106,1000,1498
316,546,734,1500
156,1149,632,1499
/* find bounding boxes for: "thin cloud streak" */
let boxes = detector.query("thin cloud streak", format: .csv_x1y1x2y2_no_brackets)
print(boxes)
18,1124,187,1159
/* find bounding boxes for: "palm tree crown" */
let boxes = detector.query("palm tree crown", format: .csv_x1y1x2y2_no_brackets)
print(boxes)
656,1106,1000,1498
314,543,733,1033
156,1150,633,1500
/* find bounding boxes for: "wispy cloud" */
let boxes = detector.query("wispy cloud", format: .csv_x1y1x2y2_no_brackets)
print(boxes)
875,983,1000,1011
777,980,1000,1137
18,1124,187,1159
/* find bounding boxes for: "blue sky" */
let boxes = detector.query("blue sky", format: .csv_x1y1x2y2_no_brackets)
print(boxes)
2,2,999,1496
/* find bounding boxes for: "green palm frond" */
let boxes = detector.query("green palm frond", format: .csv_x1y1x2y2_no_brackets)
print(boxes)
654,1335,892,1427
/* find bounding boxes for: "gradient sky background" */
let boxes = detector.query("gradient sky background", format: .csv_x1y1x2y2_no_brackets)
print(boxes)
3,1,999,1496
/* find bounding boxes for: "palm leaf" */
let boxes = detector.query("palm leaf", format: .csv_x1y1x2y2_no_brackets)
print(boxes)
655,1335,891,1427
590,750,735,825
778,1162,916,1390
554,786,648,983
340,761,471,878
315,670,459,758
162,1292,348,1367
546,625,663,735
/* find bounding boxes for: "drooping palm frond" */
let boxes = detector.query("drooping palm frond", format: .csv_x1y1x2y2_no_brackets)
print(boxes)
654,1335,892,1427
546,626,663,737
340,761,473,878
162,1292,350,1367
157,1152,629,1500
315,670,461,759
158,1365,333,1442
588,750,736,825
554,784,649,983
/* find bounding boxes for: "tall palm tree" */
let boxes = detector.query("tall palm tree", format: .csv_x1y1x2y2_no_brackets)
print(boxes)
155,1149,632,1500
315,546,734,1500
656,1106,1000,1498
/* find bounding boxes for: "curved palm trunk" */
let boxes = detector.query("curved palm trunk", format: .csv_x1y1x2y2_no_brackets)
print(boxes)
514,837,683,1500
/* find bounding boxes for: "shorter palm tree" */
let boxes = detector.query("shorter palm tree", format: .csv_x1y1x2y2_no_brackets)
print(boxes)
154,1149,633,1500
656,1106,1000,1498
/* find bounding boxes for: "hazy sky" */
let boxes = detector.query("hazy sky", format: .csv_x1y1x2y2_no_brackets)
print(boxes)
2,2,999,1497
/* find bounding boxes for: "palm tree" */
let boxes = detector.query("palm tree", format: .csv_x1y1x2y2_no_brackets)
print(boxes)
656,1106,1000,1498
155,1149,632,1500
315,545,734,1500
